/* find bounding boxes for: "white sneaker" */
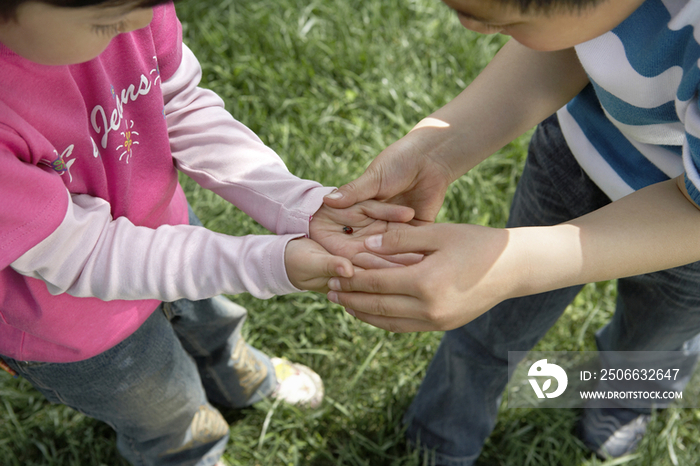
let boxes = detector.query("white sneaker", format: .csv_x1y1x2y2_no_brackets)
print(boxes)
269,357,324,408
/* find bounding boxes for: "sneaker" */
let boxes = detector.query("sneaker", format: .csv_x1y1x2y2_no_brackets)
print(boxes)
577,407,651,459
269,357,324,408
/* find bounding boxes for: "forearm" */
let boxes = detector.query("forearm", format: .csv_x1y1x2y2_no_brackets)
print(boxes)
10,192,302,301
408,40,589,181
507,177,700,298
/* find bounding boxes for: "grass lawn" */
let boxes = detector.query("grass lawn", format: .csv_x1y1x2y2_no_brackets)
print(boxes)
2,0,699,465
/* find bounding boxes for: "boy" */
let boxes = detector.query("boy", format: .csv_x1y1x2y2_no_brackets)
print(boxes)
324,0,700,463
0,1,413,465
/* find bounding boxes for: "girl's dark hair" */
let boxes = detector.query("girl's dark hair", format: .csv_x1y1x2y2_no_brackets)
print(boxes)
495,0,607,13
0,0,174,21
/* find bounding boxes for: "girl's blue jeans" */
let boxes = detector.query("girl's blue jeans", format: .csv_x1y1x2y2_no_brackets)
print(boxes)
3,207,277,466
404,115,700,466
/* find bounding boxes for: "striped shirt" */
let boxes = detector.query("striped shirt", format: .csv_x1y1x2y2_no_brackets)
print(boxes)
557,0,700,204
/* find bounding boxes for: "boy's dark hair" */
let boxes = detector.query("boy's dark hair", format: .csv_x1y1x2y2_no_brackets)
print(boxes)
496,0,606,13
0,0,174,21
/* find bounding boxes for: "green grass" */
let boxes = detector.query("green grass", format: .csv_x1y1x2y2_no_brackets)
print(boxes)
1,0,699,465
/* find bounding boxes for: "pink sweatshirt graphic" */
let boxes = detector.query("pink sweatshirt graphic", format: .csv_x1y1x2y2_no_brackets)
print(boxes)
0,4,331,363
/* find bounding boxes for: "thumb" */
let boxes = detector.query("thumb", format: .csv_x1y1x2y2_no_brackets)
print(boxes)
327,255,355,279
286,238,353,291
323,170,382,209
306,241,355,278
364,227,437,256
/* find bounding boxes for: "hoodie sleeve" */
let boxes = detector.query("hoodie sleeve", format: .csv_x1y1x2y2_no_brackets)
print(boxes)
164,43,334,237
11,190,304,301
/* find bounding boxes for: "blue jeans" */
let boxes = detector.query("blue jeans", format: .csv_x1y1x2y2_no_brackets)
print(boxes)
3,207,277,466
404,115,700,466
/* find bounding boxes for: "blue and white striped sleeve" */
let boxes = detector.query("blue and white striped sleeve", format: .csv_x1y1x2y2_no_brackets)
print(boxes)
682,91,700,206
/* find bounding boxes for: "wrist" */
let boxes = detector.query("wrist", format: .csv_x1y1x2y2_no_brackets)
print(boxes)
286,186,336,238
404,118,465,184
505,224,584,298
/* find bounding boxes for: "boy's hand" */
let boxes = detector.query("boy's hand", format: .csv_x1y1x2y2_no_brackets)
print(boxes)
325,223,520,332
322,125,456,225
310,200,422,268
324,44,591,225
284,237,355,293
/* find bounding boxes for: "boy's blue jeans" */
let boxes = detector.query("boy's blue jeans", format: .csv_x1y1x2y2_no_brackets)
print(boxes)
404,115,700,466
3,207,277,466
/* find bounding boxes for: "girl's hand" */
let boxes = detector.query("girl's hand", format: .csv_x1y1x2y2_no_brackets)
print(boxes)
310,200,423,268
284,237,354,293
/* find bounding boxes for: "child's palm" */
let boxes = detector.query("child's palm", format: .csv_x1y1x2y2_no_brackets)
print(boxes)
310,201,420,268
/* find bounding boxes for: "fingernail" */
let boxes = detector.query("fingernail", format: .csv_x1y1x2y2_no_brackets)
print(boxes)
327,291,339,304
366,234,382,249
345,308,356,317
328,278,341,291
325,190,343,200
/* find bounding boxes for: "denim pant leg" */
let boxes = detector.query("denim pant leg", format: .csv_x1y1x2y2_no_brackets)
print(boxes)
594,265,700,410
404,115,613,466
177,205,277,408
5,309,230,466
3,205,278,466
163,297,276,408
